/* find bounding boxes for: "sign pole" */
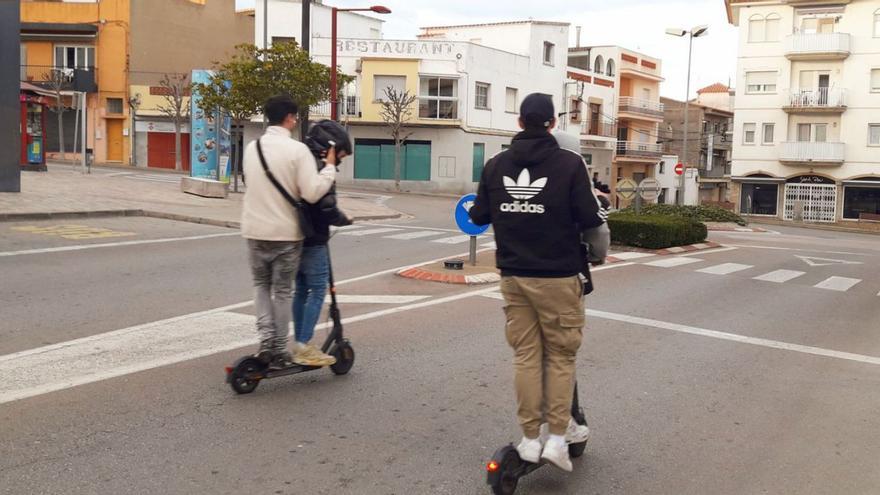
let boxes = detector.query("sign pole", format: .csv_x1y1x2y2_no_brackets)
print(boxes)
0,0,20,192
469,236,477,266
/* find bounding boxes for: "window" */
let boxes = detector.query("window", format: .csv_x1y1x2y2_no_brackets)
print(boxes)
869,124,880,146
475,82,490,110
418,77,458,119
875,10,880,37
106,98,124,114
54,45,95,70
815,124,827,142
797,123,811,142
741,183,779,216
798,123,828,142
843,184,880,219
374,75,406,101
659,161,665,174
594,55,604,74
746,71,777,94
871,69,880,93
543,42,555,65
762,123,775,144
505,87,518,113
748,14,780,42
271,36,296,46
606,59,615,77
743,123,756,144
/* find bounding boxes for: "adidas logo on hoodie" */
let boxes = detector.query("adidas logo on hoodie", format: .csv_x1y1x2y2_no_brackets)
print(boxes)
501,169,546,214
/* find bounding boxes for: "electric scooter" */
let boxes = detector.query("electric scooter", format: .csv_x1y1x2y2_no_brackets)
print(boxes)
486,383,589,495
225,248,354,394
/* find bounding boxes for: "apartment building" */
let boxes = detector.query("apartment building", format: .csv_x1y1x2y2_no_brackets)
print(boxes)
19,0,252,167
726,0,880,223
256,2,569,194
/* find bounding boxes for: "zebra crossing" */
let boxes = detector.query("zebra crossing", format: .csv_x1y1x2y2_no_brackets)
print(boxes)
640,255,875,295
334,224,494,246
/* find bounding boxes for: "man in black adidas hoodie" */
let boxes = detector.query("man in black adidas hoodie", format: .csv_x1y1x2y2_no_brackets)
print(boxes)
469,93,605,472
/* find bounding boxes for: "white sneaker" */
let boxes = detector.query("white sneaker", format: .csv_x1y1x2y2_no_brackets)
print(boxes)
515,437,542,464
566,418,590,444
541,436,573,472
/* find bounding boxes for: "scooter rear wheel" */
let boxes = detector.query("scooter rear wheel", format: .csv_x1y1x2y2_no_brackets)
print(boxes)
490,448,522,495
329,341,355,376
229,357,265,394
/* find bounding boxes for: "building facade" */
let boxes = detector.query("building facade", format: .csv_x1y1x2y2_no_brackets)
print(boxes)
253,5,570,194
726,0,880,223
20,0,252,168
661,95,734,204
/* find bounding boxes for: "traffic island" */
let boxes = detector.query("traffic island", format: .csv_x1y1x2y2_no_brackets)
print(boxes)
397,249,500,285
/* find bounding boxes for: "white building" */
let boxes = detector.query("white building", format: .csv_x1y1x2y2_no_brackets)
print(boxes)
726,0,880,223
253,1,570,193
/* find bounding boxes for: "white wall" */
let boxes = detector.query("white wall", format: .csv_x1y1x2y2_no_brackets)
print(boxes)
256,0,383,49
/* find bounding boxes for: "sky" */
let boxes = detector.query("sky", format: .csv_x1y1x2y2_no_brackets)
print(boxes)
235,0,738,99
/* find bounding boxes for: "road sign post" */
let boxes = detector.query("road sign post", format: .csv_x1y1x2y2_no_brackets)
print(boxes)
0,1,21,192
454,193,490,266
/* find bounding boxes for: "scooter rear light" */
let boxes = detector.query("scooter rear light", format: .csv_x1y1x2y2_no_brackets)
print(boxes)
224,366,233,374
487,461,499,472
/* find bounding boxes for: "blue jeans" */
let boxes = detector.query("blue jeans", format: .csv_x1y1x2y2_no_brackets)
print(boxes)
293,244,330,345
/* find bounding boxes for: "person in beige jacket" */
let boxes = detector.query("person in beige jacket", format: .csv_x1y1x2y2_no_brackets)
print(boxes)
241,95,337,368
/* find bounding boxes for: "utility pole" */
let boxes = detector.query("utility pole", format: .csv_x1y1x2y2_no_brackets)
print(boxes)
680,34,694,206
299,0,311,140
0,0,21,192
262,0,268,130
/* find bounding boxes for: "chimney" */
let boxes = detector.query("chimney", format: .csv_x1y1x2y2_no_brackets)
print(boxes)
576,26,582,48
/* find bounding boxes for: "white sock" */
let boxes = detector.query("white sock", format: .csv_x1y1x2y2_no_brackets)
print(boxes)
293,341,306,351
548,434,566,449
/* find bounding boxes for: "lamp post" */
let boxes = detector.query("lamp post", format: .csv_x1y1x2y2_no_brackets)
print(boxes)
666,25,708,205
331,5,391,121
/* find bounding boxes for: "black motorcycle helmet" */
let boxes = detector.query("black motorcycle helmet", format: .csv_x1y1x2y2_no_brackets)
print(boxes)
305,120,353,158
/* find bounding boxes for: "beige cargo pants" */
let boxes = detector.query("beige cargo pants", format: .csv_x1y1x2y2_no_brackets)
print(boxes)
501,275,585,438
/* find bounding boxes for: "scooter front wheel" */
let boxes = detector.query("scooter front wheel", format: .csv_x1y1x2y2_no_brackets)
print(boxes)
329,341,355,376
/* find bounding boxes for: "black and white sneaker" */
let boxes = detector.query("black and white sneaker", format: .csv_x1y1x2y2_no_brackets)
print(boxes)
269,351,294,370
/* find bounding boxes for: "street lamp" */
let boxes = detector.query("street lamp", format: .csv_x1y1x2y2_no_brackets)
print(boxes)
331,5,392,120
666,25,708,205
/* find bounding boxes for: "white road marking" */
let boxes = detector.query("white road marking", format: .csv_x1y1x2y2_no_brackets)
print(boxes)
0,286,499,405
431,235,473,244
332,225,364,231
795,255,864,267
585,309,880,366
753,270,806,284
643,257,703,268
339,227,404,237
814,276,862,292
364,223,466,234
610,252,656,261
696,263,753,275
383,230,445,240
693,246,739,255
328,295,430,304
481,241,497,248
725,244,869,256
0,232,240,258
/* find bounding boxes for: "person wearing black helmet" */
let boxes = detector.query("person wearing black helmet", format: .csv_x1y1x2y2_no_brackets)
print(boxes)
290,120,354,367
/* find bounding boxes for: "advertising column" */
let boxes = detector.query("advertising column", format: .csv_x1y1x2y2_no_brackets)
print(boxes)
190,70,231,182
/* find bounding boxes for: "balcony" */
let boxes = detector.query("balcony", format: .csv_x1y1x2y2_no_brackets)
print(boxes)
310,96,362,119
784,32,851,60
779,141,845,165
783,88,847,113
581,119,616,139
618,97,664,121
616,141,663,161
619,58,663,82
20,65,97,93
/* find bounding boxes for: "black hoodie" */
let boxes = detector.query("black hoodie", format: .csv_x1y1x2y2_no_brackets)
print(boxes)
469,129,604,278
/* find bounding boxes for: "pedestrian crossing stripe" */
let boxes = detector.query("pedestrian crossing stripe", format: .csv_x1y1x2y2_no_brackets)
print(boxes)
753,270,806,284
338,227,404,237
384,230,445,240
696,263,753,275
814,276,861,292
431,235,472,244
11,225,136,240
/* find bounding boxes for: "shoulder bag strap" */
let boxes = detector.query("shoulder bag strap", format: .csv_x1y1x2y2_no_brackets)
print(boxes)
256,138,302,208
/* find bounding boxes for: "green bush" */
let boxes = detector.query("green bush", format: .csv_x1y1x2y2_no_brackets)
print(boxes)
608,213,708,249
620,203,747,226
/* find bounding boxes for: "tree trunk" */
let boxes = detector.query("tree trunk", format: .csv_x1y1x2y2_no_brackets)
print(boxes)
394,139,402,192
174,121,182,171
57,107,65,161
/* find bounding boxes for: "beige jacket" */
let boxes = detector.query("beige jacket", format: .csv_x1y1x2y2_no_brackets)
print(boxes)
241,126,336,241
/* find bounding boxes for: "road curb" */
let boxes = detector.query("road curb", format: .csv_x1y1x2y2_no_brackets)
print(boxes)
397,267,501,285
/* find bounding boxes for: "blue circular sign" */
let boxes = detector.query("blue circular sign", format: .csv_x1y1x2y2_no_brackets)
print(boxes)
455,193,490,236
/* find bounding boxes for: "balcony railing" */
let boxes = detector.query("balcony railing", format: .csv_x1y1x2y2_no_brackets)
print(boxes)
618,96,664,119
784,32,851,60
619,58,662,80
616,141,663,159
784,88,847,112
310,96,361,118
20,65,98,93
779,141,845,164
581,119,616,138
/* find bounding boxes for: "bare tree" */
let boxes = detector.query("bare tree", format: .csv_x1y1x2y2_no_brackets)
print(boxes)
157,73,190,171
378,87,417,191
42,68,71,161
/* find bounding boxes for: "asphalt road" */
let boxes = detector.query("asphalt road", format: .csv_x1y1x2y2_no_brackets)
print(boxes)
2,198,880,495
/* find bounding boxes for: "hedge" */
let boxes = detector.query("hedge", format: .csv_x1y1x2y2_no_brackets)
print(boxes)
608,213,708,249
619,203,747,226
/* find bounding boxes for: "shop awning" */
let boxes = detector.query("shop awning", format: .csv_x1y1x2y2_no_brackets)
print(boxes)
21,81,59,100
842,180,880,188
21,22,97,42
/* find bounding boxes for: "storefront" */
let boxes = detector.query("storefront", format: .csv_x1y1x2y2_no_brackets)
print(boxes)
783,175,837,223
19,86,51,171
842,177,880,221
736,174,783,216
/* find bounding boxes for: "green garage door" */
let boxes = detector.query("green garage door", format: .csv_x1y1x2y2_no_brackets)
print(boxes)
354,139,431,181
472,143,485,182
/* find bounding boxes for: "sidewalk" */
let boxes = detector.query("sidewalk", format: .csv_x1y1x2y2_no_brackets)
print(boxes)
0,164,401,225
